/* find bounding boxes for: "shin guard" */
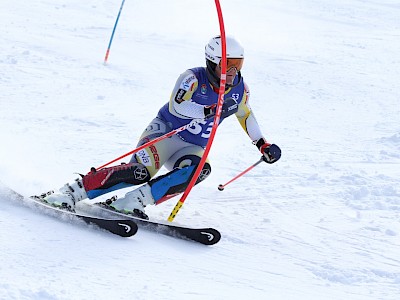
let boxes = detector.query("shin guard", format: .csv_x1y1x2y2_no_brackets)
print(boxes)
150,163,211,204
83,163,150,199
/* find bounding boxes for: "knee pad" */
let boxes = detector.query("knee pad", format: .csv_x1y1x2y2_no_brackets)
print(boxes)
172,154,211,183
197,162,211,183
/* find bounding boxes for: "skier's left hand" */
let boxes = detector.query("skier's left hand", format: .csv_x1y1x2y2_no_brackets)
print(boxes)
256,138,281,164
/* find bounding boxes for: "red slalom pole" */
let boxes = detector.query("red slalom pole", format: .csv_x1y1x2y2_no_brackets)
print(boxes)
217,157,264,191
168,0,227,222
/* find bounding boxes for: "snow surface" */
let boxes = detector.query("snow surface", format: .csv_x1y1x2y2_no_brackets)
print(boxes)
1,0,400,299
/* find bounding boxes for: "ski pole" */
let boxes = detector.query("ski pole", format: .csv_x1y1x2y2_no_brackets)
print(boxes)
96,118,205,170
217,157,264,191
104,0,126,64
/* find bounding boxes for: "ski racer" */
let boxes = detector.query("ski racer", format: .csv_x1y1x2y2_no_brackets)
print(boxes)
38,35,281,219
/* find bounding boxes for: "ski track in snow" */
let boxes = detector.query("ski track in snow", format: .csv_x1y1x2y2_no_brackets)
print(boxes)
1,0,400,299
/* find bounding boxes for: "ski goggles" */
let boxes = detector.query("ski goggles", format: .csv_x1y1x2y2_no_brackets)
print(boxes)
218,58,244,72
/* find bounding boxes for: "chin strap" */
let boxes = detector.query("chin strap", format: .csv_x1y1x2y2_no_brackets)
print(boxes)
206,61,221,88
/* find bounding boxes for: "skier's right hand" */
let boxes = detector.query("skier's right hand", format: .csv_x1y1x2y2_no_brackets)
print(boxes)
204,97,239,119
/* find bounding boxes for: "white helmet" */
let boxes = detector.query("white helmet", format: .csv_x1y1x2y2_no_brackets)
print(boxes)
205,35,244,88
205,35,244,65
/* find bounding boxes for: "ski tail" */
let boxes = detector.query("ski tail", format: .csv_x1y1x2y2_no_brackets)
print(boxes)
4,186,138,237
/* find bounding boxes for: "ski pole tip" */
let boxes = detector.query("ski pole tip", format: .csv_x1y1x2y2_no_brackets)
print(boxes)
218,184,224,191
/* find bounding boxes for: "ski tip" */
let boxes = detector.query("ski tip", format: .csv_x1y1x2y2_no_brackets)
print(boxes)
115,220,139,237
198,228,221,245
87,218,138,237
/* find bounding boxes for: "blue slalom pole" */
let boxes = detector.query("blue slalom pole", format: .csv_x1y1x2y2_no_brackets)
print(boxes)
104,0,126,64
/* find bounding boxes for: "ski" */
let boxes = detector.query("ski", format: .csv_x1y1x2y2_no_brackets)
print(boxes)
6,188,138,238
82,203,221,245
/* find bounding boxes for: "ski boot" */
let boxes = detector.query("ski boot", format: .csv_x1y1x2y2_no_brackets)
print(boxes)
34,179,87,211
103,184,154,220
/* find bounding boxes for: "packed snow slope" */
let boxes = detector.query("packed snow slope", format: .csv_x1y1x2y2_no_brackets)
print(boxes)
1,0,399,299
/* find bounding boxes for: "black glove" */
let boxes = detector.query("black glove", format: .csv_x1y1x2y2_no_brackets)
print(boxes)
255,138,281,164
204,97,239,119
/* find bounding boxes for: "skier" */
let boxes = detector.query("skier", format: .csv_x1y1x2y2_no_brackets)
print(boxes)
38,35,281,219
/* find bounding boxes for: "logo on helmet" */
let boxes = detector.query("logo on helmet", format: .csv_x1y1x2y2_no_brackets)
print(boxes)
205,52,216,62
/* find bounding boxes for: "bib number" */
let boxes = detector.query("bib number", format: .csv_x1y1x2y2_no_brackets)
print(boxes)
187,120,214,139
